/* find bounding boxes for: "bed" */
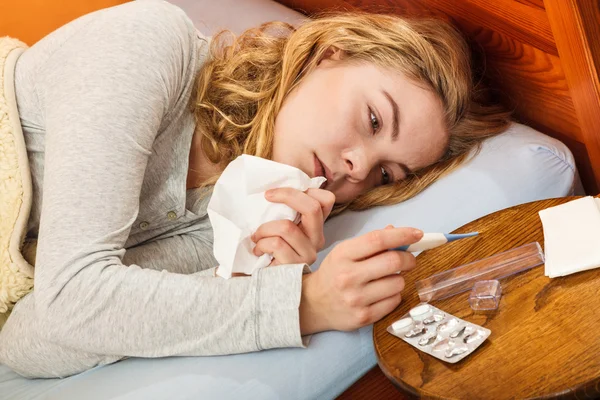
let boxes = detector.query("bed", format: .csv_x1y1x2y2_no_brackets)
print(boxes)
0,0,598,399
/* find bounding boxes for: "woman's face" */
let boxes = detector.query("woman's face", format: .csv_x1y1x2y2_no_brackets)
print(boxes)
272,51,449,204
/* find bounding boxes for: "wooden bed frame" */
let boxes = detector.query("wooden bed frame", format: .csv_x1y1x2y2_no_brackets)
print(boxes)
276,0,600,195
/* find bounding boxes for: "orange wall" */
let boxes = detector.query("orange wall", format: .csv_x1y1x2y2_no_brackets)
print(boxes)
0,0,131,45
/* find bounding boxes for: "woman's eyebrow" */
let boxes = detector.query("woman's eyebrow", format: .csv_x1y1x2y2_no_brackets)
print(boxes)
383,90,400,142
398,162,412,177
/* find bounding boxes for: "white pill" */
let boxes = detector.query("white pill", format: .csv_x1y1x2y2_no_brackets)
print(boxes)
409,304,432,321
391,318,413,332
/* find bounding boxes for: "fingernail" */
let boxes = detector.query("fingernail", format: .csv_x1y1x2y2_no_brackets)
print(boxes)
412,229,423,237
385,224,395,229
251,233,256,242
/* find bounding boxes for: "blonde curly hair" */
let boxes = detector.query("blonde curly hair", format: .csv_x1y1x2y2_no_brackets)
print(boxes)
192,13,510,215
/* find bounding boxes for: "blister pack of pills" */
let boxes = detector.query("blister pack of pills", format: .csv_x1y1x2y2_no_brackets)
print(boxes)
386,303,491,363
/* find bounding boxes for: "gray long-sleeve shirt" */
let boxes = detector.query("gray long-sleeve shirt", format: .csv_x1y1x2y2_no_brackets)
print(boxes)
0,0,307,379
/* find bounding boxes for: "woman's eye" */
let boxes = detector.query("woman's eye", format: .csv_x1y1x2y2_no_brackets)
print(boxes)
369,108,380,133
380,166,390,185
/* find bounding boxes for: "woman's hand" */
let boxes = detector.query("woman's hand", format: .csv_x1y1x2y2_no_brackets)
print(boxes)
299,226,423,335
252,188,336,266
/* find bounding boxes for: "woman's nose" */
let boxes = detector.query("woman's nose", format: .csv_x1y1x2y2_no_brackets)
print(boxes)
343,150,371,182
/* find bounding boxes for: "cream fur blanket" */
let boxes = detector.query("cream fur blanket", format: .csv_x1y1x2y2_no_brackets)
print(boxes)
0,37,35,329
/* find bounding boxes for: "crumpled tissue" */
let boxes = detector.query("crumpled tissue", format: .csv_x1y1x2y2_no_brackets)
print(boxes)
208,155,326,279
539,196,600,278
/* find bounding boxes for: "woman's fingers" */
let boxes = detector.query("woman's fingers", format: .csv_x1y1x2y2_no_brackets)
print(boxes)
357,249,417,282
253,236,302,266
304,188,336,220
252,220,316,264
300,226,417,333
365,293,404,325
360,274,406,304
333,227,423,262
265,187,335,250
252,219,312,252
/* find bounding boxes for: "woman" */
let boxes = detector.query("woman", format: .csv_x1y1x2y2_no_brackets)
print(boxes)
0,0,509,378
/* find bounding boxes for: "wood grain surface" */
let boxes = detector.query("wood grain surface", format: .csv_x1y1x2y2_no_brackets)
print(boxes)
364,196,600,399
545,0,600,197
336,367,408,400
275,0,600,194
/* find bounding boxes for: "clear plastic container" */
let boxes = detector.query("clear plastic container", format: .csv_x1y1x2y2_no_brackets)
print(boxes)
416,242,544,302
469,280,502,310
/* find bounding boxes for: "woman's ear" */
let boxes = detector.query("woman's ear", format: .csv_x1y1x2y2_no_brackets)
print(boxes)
317,46,344,65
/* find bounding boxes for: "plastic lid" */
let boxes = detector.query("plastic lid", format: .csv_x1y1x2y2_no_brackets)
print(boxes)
409,304,432,320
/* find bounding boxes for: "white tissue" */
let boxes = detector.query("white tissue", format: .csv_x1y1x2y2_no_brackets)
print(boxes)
538,196,600,278
207,155,326,279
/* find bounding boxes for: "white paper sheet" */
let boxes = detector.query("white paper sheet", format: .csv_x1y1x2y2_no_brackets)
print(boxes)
538,196,600,278
207,155,326,279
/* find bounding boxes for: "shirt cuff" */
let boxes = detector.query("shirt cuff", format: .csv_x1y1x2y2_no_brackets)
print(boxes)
254,263,309,350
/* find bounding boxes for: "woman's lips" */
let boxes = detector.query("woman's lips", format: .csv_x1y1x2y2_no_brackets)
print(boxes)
314,154,332,189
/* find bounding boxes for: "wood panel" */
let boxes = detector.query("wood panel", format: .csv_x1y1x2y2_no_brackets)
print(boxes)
456,19,579,139
516,0,545,10
545,0,600,195
276,0,600,193
454,18,598,191
280,0,556,55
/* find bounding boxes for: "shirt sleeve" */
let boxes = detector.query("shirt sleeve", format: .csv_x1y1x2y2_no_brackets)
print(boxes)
28,0,307,358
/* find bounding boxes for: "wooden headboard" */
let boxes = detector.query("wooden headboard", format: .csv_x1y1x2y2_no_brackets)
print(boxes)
275,0,600,194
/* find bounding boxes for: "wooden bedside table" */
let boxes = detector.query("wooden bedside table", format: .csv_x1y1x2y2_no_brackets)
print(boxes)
340,196,600,399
